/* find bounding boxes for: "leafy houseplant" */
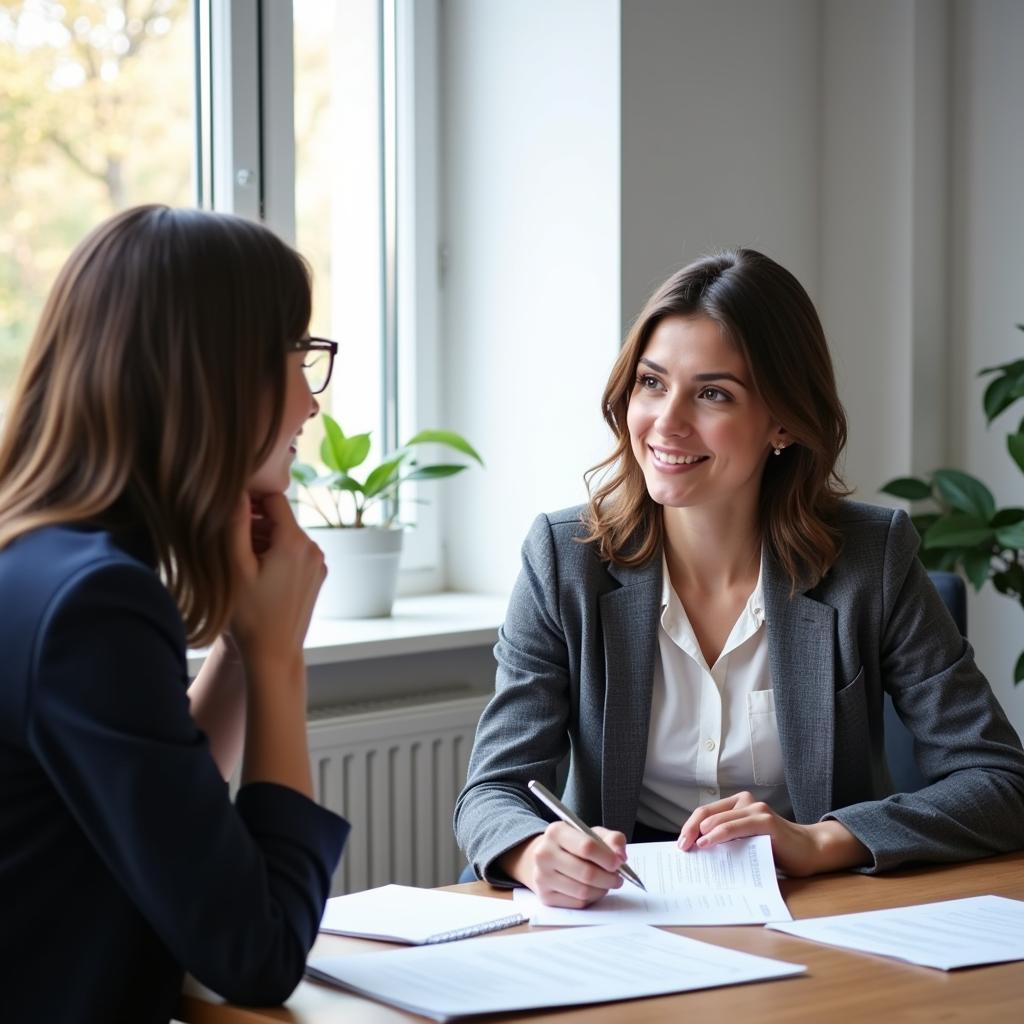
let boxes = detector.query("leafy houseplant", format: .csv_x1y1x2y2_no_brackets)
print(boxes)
291,413,484,528
291,412,483,619
881,325,1024,684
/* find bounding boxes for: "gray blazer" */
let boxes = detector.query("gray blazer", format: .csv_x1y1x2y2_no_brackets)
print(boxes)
454,501,1024,883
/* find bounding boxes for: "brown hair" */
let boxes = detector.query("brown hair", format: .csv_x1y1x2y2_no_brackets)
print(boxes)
583,248,849,589
0,205,311,645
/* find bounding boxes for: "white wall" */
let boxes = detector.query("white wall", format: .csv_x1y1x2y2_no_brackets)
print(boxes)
949,0,1024,733
440,0,620,593
438,0,1024,734
621,0,821,327
818,0,951,499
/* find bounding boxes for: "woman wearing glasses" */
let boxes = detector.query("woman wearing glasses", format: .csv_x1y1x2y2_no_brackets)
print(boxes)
0,206,345,1022
455,248,1024,908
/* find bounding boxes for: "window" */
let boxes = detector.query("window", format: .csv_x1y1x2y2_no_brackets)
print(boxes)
1,0,442,585
0,0,196,412
287,0,442,587
292,0,385,483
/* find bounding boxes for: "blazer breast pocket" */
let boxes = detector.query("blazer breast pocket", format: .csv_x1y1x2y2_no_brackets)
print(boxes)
747,689,786,787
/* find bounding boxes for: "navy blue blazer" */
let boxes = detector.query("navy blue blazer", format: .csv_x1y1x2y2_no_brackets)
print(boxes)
0,524,349,1023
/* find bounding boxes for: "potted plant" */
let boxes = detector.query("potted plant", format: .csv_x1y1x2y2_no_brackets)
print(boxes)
881,324,1024,684
291,412,483,618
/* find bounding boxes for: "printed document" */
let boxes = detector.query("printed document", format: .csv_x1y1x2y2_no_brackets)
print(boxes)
766,894,1024,970
307,922,806,1021
514,835,791,925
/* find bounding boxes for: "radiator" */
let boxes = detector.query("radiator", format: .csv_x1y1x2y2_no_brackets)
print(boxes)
307,692,490,895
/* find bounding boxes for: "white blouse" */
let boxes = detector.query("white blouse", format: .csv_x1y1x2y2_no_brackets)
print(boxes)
635,554,794,833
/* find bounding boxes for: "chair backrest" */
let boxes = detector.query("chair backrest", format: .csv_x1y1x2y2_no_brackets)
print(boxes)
883,571,967,793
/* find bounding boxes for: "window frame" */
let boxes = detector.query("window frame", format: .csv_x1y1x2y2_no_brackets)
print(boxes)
202,0,444,591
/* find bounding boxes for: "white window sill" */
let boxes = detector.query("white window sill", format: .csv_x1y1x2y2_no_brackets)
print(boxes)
186,592,508,675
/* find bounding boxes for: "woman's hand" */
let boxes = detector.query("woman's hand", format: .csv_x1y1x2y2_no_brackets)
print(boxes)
228,492,325,673
498,822,627,907
228,492,324,797
677,791,870,876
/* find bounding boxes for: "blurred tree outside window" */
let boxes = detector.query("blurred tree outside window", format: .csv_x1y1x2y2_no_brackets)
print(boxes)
0,0,194,413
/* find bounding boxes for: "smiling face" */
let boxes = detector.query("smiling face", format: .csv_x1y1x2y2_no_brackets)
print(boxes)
248,351,319,495
626,316,783,516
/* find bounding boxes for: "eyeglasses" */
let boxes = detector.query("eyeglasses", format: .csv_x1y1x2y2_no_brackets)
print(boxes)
289,336,337,395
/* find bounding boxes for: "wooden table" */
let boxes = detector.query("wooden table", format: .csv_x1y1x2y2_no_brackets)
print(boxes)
179,851,1024,1023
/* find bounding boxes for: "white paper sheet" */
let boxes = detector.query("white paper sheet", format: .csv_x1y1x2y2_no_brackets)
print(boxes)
307,922,806,1021
513,835,791,926
766,894,1024,970
319,885,526,944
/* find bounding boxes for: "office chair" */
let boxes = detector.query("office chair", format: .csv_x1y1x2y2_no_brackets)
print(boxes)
883,570,967,793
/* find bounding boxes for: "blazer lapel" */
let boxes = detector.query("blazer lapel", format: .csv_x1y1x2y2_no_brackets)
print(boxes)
763,556,837,823
599,557,662,836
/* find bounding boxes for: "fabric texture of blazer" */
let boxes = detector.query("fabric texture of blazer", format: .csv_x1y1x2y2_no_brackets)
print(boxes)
0,525,349,1023
454,501,1024,884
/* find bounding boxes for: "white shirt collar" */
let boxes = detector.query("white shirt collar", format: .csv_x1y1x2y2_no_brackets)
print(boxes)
659,550,767,670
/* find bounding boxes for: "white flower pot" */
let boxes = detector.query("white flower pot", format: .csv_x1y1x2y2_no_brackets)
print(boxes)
309,526,404,619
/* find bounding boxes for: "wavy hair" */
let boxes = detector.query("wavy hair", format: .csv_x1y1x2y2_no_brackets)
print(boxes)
583,248,849,589
0,205,311,645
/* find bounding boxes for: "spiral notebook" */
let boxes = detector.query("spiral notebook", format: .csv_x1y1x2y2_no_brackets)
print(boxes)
319,884,527,945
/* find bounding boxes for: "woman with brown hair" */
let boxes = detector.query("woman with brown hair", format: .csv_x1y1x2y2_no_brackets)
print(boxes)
455,248,1024,908
0,205,348,1022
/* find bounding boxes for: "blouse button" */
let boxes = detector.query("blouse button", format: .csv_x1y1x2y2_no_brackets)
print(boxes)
704,739,716,752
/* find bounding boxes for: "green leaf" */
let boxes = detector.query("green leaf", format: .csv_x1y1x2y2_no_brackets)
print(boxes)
995,522,1024,549
922,514,994,550
880,477,932,501
329,473,365,494
918,547,950,571
290,461,318,486
323,432,371,474
932,469,996,522
1015,650,1024,685
910,513,941,539
993,564,1024,597
991,507,1024,527
404,429,484,466
983,373,1020,423
319,414,347,471
363,456,407,498
1008,434,1024,475
404,464,469,481
961,550,991,591
978,357,1024,377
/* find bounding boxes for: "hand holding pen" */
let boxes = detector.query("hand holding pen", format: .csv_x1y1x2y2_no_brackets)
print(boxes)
497,780,646,909
528,781,646,892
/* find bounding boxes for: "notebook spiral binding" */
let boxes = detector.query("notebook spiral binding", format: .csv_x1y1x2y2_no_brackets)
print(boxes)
424,913,528,944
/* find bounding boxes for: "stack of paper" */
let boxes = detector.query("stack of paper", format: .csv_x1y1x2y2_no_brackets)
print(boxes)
514,834,791,925
308,923,805,1021
766,894,1024,970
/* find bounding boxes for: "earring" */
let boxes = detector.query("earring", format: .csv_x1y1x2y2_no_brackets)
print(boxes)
773,442,785,456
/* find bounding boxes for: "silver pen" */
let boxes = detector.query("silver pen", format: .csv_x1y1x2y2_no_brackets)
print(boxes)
527,779,647,892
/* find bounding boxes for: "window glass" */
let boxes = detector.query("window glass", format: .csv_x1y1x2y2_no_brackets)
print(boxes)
293,0,385,522
0,0,196,412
